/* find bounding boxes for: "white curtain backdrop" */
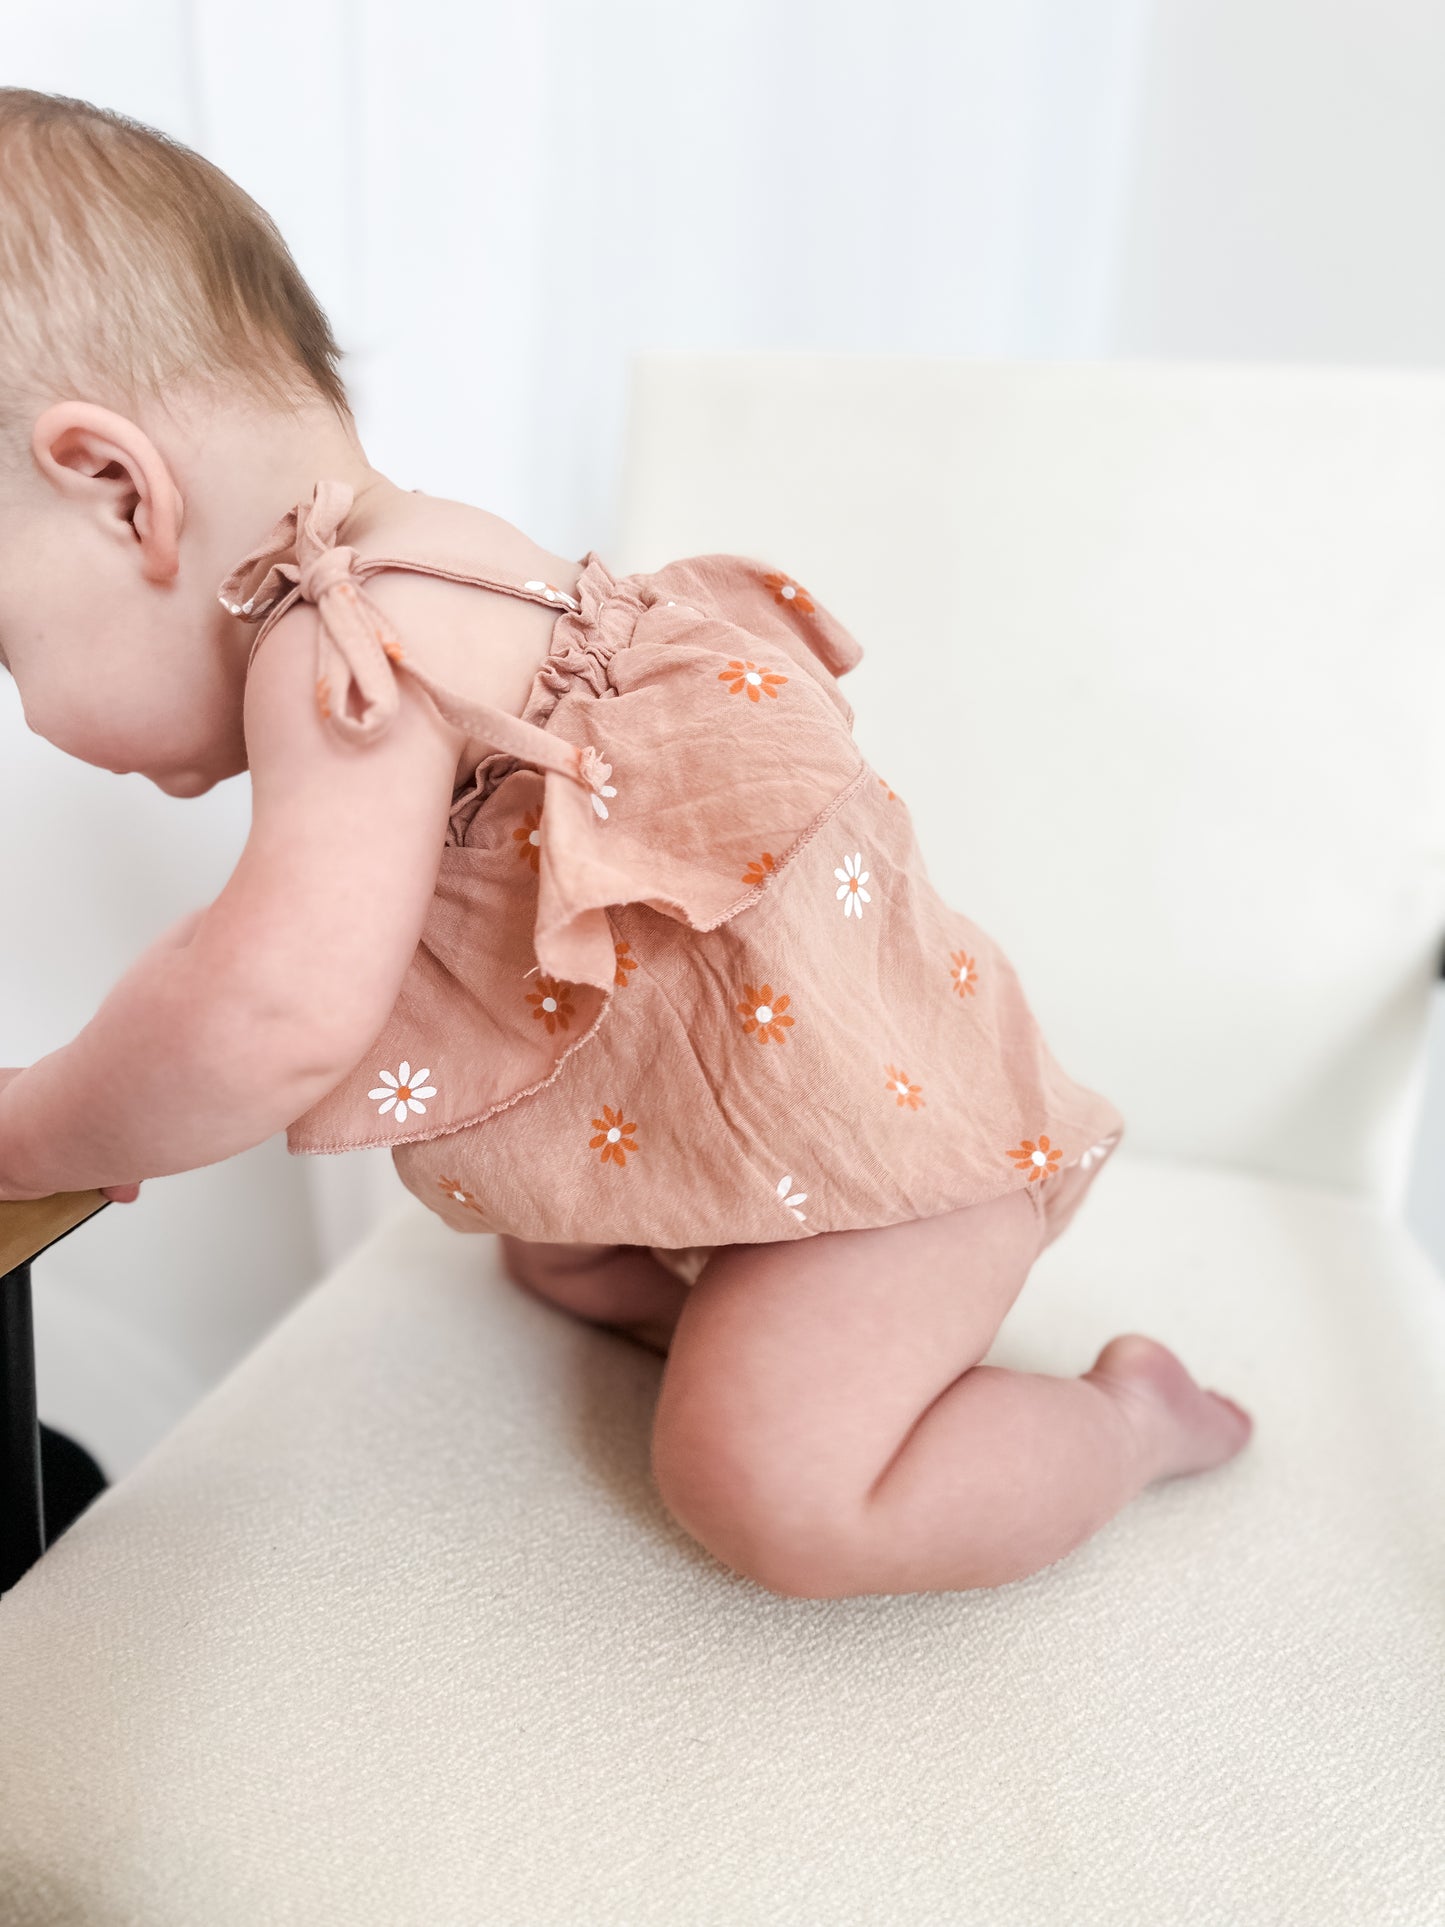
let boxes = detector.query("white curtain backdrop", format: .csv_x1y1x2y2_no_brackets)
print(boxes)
4,0,1443,1471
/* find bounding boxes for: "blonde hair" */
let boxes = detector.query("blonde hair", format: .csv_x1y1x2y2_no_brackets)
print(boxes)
0,88,352,464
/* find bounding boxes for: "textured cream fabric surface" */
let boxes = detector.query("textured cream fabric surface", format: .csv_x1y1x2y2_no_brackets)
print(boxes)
0,1151,1442,1927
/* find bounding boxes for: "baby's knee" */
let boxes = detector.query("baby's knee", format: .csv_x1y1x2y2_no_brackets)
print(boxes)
650,1403,865,1600
653,1462,858,1599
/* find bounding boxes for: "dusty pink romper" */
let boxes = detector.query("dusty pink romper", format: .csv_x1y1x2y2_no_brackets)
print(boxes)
217,482,1125,1286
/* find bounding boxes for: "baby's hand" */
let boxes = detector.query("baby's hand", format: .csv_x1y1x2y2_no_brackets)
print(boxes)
0,1069,140,1205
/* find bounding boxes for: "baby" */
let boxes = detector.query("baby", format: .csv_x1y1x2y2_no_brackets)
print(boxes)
0,89,1252,1602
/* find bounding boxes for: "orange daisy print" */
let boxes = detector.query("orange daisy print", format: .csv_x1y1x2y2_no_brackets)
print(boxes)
877,775,899,802
613,938,638,987
315,677,332,722
950,949,978,998
513,807,543,873
526,976,574,1035
737,983,794,1044
1008,1135,1062,1182
719,659,788,702
589,1104,638,1167
884,1065,925,1110
742,851,778,888
436,1175,488,1217
761,570,816,615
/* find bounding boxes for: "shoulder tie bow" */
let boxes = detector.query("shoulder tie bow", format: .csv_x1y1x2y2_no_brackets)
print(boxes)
215,480,405,747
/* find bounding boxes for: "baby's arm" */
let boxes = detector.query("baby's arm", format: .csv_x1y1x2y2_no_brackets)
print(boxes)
0,599,465,1200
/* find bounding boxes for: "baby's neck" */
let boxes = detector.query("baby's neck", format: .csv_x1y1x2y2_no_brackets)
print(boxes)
185,399,397,568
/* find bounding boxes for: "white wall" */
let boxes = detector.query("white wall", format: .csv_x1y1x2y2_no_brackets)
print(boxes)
1110,0,1445,365
3,0,1442,1477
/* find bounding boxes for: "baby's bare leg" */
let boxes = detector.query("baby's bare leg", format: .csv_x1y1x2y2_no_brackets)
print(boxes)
498,1235,688,1356
651,1191,1253,1599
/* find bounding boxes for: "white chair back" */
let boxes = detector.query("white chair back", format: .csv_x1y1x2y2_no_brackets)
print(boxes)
615,357,1445,1211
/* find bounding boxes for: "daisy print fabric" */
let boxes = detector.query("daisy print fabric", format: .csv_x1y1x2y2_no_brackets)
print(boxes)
266,540,1126,1255
775,1174,808,1221
719,658,788,702
370,1062,437,1123
835,851,871,918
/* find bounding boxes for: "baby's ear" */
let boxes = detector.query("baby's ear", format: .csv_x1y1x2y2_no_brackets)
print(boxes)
30,399,182,583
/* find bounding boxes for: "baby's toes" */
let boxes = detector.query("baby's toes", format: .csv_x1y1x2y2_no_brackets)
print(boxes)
1086,1332,1253,1482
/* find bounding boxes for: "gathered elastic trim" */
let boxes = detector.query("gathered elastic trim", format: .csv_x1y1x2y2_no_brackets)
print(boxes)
447,558,644,842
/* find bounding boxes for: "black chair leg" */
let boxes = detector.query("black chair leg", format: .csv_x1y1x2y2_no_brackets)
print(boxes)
1,1259,109,1595
39,1423,107,1547
1,1260,44,1594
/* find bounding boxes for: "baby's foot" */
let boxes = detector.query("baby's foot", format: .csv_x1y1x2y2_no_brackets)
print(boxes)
1085,1333,1254,1483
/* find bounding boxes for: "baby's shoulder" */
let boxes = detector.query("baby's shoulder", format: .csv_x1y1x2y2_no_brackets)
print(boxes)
348,488,577,589
340,491,586,723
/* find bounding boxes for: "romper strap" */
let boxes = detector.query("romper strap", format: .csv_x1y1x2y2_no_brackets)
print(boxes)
214,480,614,809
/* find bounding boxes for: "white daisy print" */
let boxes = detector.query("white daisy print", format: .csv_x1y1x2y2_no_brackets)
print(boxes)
578,746,618,819
1078,1131,1121,1172
368,1061,438,1123
834,851,871,918
776,1173,808,1221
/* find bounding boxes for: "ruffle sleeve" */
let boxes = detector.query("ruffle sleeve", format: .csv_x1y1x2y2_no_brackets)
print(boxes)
280,550,872,1154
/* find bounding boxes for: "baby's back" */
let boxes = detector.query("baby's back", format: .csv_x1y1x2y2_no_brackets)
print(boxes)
342,488,586,794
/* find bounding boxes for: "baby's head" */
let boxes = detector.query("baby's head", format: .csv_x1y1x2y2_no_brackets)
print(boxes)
0,88,384,795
